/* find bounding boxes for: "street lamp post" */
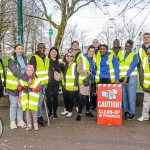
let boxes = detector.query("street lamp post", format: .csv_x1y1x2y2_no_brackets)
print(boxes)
17,0,23,44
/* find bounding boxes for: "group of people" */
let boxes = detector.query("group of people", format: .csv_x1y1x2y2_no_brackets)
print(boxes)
0,32,150,131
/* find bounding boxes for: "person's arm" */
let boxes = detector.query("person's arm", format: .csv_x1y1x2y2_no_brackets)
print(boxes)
8,59,29,82
0,58,6,87
77,58,90,75
126,54,138,78
32,84,41,93
112,55,119,81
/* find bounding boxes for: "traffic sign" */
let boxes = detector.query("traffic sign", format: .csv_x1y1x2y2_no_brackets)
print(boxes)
49,29,53,35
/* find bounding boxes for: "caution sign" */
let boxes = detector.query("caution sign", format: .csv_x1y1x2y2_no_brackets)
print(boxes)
97,84,122,125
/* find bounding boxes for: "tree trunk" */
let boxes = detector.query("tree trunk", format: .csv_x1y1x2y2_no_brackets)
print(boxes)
54,22,67,49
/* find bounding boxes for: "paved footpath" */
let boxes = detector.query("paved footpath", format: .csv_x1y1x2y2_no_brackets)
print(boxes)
0,106,150,150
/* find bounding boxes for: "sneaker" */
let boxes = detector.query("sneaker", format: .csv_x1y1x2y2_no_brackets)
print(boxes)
48,113,53,118
53,113,58,119
124,111,130,120
61,110,68,115
76,114,81,121
34,123,39,131
127,114,135,120
66,112,72,118
85,112,94,117
76,106,78,112
17,120,26,128
10,121,17,129
138,116,149,122
25,124,32,131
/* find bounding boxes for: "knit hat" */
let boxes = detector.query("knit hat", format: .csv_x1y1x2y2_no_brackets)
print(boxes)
25,65,34,72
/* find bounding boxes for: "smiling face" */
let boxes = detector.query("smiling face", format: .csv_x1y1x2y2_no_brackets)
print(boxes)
50,49,58,59
87,48,95,58
113,39,120,49
26,68,34,76
15,45,24,56
66,53,74,63
100,46,108,56
125,42,132,52
37,44,46,56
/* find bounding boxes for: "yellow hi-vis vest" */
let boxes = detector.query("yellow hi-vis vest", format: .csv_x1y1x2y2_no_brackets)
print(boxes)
109,49,125,60
78,55,94,84
6,56,19,90
34,54,48,85
119,52,138,78
0,61,4,86
64,62,78,91
141,55,150,88
95,52,115,83
20,78,40,111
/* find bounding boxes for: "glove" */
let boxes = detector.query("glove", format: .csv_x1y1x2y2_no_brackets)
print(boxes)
22,86,32,94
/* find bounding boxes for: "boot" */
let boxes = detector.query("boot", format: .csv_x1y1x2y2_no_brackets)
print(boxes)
38,116,46,126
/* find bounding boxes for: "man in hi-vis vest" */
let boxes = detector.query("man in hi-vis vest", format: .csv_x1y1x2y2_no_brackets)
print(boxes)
29,43,48,126
138,33,150,121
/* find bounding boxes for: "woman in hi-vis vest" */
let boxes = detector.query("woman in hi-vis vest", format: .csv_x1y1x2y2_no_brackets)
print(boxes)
95,44,120,84
76,46,96,121
120,40,138,120
6,44,33,129
61,52,78,118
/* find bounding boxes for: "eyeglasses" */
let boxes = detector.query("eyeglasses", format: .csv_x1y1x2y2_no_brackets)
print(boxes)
67,55,73,58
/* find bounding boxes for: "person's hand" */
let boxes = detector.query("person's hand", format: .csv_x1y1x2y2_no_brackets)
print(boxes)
122,77,127,85
73,86,77,91
87,71,91,75
22,86,32,94
115,80,120,84
28,78,33,86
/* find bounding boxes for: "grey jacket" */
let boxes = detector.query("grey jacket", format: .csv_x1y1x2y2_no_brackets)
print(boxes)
6,53,29,96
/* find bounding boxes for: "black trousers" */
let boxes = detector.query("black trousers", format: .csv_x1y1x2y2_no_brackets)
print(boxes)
45,84,59,114
63,89,76,112
78,95,91,114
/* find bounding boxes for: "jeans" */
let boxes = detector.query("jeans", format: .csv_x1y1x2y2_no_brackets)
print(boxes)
9,95,23,122
37,84,47,117
122,76,137,114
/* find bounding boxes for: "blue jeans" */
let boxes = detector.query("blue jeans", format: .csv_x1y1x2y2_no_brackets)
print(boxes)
122,76,137,114
9,95,23,122
37,84,47,117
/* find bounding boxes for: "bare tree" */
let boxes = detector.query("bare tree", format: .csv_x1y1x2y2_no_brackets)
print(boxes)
28,0,98,49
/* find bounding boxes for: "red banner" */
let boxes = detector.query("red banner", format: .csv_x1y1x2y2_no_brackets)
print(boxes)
97,84,122,125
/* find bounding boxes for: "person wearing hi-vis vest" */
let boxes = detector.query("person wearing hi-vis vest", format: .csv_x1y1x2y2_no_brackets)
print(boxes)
29,43,48,126
61,52,79,118
6,44,33,129
18,65,41,131
138,33,150,122
119,40,138,120
95,44,119,84
45,47,63,119
0,58,6,97
109,39,124,61
76,46,96,121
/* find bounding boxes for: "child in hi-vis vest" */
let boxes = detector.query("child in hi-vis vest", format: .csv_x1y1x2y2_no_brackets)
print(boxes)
18,65,41,131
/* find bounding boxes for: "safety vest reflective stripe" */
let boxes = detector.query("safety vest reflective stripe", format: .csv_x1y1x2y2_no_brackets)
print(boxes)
21,100,38,106
0,70,3,73
65,62,77,91
95,52,115,83
119,52,137,78
36,71,47,75
6,79,18,85
34,55,48,85
79,55,90,84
